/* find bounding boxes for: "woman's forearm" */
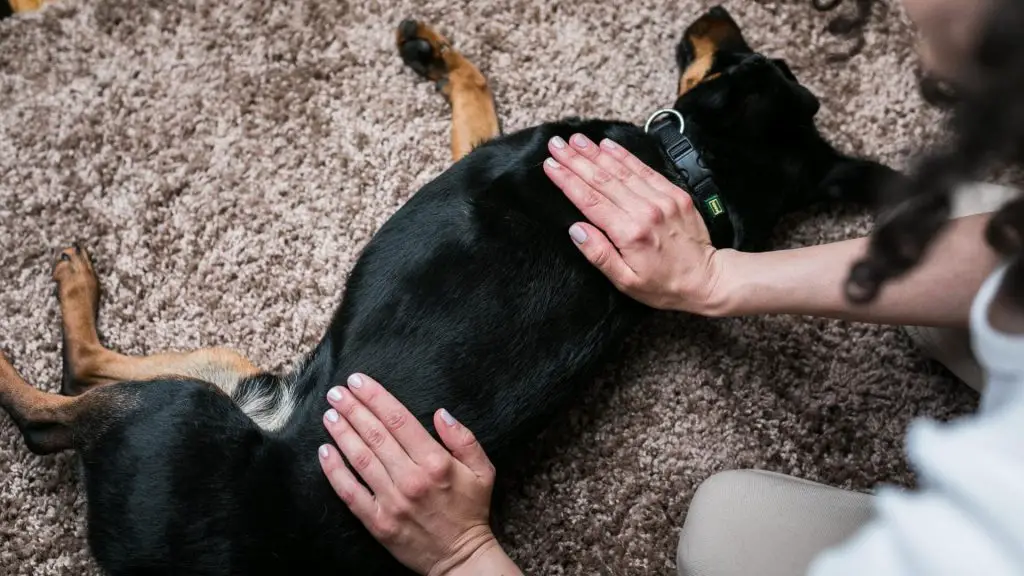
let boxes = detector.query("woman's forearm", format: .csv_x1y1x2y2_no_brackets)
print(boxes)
711,213,1000,327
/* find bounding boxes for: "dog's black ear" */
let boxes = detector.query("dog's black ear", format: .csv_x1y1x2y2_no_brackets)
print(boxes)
789,82,822,118
771,58,798,82
676,5,752,95
770,58,821,118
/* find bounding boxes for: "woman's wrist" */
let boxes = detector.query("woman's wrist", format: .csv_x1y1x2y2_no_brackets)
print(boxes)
693,248,749,318
429,530,522,576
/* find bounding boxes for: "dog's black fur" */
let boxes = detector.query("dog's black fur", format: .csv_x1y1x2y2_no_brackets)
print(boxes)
1,6,896,575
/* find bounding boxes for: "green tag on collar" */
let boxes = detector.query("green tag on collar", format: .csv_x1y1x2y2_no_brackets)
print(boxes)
705,195,725,218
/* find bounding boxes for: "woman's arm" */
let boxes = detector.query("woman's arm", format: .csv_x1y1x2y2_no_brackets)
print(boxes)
543,133,999,328
712,213,999,327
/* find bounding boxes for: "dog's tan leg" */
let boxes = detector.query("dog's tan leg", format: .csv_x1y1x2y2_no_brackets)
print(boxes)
397,20,501,162
0,348,149,454
54,245,261,396
0,350,94,453
10,0,46,13
0,352,75,424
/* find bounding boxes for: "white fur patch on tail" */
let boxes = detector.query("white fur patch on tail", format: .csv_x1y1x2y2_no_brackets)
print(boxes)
234,381,298,432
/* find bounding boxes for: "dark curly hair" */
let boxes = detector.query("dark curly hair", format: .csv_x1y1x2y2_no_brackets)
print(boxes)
816,0,961,106
839,0,1024,308
812,0,878,61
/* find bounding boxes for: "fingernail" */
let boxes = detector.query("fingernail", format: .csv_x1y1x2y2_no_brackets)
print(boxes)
572,134,590,148
601,139,619,150
440,409,457,426
327,386,343,401
545,157,560,169
319,445,330,459
569,224,588,244
326,409,339,423
347,373,363,388
550,136,566,149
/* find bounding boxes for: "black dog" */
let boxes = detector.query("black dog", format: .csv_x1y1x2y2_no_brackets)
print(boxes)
0,6,894,575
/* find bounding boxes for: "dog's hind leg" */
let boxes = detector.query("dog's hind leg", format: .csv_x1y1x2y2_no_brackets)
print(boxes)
53,245,262,397
396,20,501,162
0,350,132,454
0,351,76,454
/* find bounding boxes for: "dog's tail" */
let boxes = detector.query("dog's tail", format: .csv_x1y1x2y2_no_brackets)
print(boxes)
232,374,300,432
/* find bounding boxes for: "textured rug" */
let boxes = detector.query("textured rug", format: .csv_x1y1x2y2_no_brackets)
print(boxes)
0,0,983,574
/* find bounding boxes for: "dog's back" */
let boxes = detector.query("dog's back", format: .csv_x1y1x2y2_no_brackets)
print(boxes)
279,120,662,451
71,119,662,575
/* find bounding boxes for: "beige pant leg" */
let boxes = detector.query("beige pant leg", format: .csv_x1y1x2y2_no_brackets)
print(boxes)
677,470,874,576
903,182,1020,394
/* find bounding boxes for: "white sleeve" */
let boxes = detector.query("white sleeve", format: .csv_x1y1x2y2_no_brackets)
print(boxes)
807,264,1024,576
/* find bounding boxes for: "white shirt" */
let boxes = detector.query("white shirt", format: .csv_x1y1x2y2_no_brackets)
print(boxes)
809,263,1024,575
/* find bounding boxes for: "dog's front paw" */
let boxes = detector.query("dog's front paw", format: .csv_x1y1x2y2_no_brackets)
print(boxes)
396,19,453,86
818,159,902,207
52,244,99,313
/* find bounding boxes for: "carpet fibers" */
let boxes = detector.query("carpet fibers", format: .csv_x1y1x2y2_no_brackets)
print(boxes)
0,0,981,574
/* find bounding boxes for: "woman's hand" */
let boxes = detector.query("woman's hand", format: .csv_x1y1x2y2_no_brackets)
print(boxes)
318,373,521,576
543,133,728,315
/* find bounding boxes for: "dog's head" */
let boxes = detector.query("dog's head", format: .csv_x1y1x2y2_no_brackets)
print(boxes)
675,6,821,128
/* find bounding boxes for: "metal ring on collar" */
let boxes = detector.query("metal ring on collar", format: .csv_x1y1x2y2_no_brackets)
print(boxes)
644,108,685,134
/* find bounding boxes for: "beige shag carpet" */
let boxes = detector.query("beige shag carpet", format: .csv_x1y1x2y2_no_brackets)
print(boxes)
0,0,983,573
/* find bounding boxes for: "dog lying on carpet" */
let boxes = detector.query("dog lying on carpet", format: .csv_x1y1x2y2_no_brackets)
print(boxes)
0,6,896,575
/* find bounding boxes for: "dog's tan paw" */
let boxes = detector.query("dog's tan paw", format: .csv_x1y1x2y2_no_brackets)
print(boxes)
52,244,99,310
397,19,456,86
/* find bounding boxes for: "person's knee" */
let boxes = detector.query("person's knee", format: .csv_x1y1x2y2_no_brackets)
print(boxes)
677,469,874,576
904,325,986,392
949,181,1019,219
677,470,761,575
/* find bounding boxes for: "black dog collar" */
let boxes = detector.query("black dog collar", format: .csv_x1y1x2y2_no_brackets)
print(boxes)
644,109,735,248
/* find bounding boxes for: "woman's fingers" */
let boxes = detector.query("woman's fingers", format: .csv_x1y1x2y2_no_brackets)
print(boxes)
543,134,721,314
433,409,495,483
566,223,640,290
322,397,396,494
544,157,645,245
597,137,704,238
327,384,417,479
319,443,378,522
600,136,694,204
337,373,447,466
547,134,698,243
548,134,643,211
571,135,680,208
589,138,686,220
